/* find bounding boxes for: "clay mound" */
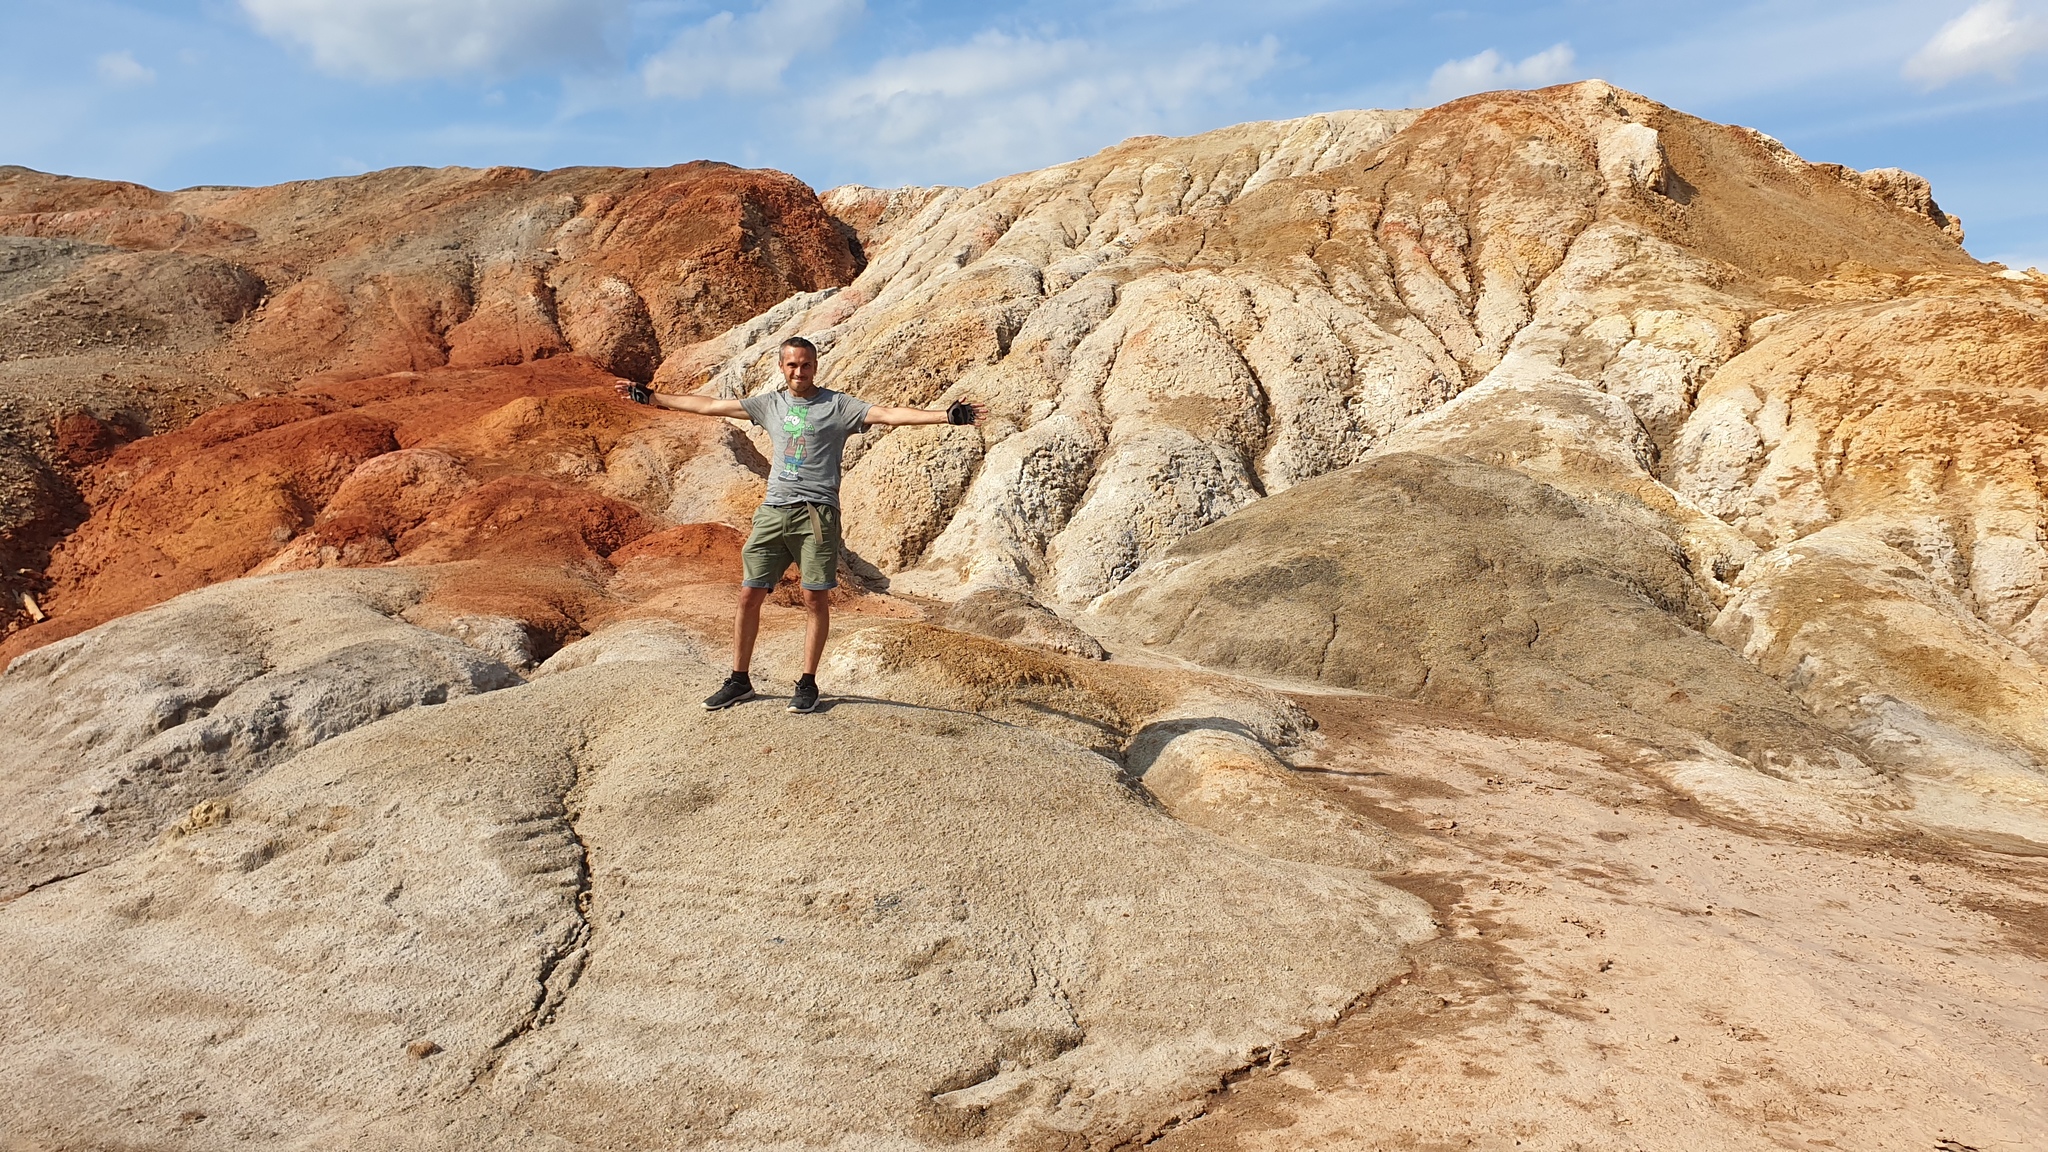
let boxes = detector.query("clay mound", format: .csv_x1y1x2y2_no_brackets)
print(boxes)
392,475,656,568
680,82,1977,610
815,617,1400,870
0,626,1430,1148
0,237,263,358
938,586,1107,659
0,357,771,662
0,160,858,386
608,521,746,568
1088,452,1903,828
686,78,2048,845
0,159,857,633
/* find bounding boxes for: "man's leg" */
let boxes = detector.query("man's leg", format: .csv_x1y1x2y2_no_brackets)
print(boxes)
705,582,772,710
800,588,831,676
786,504,837,713
709,506,791,710
733,585,772,673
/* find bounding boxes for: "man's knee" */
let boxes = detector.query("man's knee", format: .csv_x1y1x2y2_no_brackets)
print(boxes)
738,585,772,609
801,588,832,611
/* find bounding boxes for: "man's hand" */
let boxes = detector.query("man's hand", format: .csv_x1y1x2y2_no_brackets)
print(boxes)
864,400,988,428
614,379,652,405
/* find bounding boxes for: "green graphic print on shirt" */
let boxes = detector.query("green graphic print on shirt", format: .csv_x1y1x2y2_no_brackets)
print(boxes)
778,402,811,481
739,387,871,507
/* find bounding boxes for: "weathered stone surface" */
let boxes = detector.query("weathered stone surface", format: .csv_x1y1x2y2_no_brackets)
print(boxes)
3,80,2047,1149
0,568,516,901
670,84,1974,619
1711,523,2048,847
1088,453,1901,830
0,161,857,636
1134,725,1403,871
0,359,771,660
819,620,1283,759
0,657,1431,1150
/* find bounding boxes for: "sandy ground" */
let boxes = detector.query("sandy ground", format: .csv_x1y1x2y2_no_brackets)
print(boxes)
1153,693,2048,1152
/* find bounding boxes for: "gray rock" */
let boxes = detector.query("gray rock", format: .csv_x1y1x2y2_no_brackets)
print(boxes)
0,660,1432,1149
0,569,518,899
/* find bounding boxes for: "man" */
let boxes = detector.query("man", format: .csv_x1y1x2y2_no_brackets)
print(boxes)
616,336,982,713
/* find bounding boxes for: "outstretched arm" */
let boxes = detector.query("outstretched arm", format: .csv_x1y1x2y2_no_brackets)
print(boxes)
864,401,987,427
613,380,748,419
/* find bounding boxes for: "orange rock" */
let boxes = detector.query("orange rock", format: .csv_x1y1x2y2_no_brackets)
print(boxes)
52,411,134,469
0,358,689,663
0,160,861,392
48,409,400,625
395,475,656,569
609,522,745,571
257,448,476,573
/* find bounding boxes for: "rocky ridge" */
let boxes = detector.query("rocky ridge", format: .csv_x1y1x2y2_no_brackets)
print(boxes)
688,81,2048,845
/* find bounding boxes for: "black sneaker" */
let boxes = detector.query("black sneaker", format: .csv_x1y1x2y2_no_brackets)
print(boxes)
703,672,754,710
788,676,820,714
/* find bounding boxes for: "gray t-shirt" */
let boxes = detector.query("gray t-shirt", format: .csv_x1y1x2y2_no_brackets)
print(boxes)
740,387,872,507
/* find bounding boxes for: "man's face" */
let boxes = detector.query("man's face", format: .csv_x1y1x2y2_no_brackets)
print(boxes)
779,347,818,392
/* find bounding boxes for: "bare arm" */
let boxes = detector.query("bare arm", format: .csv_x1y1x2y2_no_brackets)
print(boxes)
864,401,987,427
613,380,748,419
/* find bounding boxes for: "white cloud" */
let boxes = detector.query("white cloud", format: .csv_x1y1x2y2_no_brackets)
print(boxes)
1904,0,2048,86
643,0,863,98
812,30,1278,179
96,50,156,86
240,0,621,81
1423,42,1577,103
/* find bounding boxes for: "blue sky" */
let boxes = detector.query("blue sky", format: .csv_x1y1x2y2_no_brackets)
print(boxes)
3,1,2045,270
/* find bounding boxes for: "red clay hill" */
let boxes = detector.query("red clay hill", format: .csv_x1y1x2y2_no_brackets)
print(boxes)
0,160,861,642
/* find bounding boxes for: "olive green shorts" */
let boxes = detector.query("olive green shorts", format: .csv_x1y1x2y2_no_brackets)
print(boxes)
741,502,841,591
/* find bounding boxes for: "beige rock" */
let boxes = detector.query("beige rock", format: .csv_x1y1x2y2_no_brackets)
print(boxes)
668,83,1977,616
0,569,517,901
1087,453,1900,832
1856,166,1966,243
820,619,1310,761
531,617,709,675
936,587,1106,659
0,656,1432,1149
1130,719,1402,872
1712,522,2048,847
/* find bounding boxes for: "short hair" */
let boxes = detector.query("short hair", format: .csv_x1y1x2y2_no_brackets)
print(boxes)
779,336,818,359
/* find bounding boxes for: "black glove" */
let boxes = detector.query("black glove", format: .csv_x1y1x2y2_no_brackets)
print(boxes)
626,383,652,405
946,400,976,426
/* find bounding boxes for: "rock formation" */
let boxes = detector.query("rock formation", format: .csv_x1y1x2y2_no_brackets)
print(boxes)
3,81,2046,1148
0,160,856,627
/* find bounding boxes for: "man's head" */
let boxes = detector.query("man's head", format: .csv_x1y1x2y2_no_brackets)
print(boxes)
779,337,819,396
